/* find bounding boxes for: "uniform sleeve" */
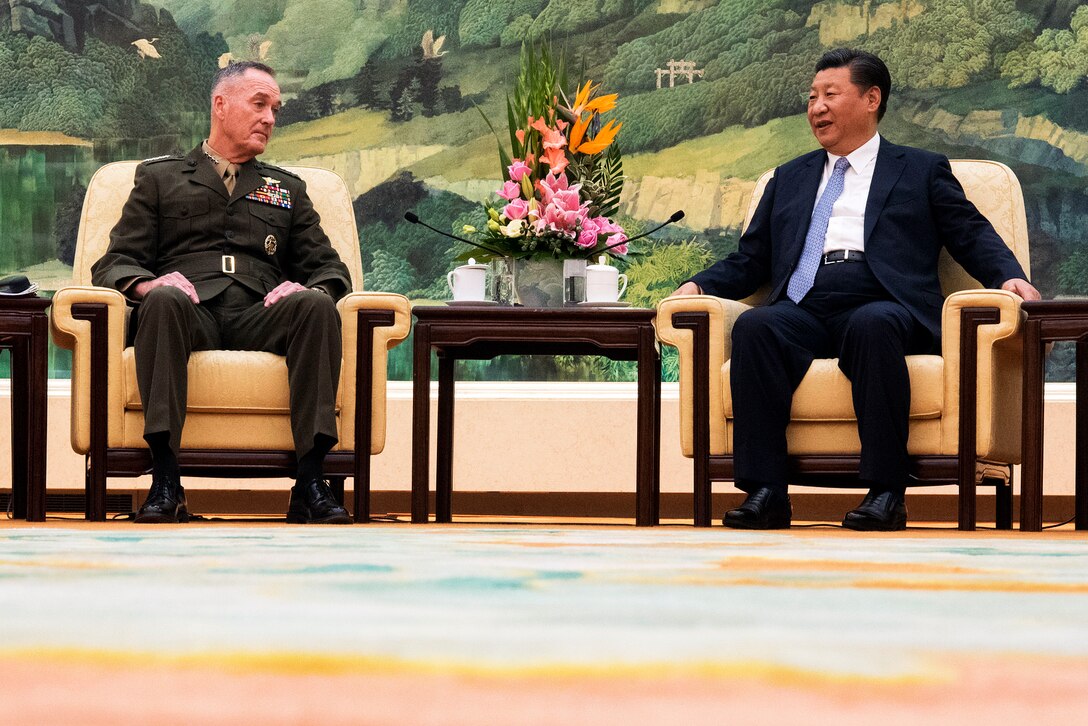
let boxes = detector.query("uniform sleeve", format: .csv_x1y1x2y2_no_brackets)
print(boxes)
90,163,160,292
283,178,353,300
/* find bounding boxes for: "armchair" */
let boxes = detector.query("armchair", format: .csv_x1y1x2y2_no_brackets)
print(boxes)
50,161,410,521
657,160,1031,529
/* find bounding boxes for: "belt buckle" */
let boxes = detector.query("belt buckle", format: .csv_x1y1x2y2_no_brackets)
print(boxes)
221,255,236,274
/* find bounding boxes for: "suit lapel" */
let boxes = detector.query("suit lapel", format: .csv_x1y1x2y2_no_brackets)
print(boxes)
785,152,826,263
863,139,907,244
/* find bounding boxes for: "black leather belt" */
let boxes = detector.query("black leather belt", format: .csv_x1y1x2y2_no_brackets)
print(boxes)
822,250,865,264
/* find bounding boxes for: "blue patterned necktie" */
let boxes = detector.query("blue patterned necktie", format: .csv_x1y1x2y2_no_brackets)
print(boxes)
786,156,851,303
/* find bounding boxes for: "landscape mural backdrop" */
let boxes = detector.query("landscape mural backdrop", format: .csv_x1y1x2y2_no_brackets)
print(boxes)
3,0,1087,381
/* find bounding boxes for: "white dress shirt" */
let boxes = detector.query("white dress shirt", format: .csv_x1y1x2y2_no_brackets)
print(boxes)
814,132,881,254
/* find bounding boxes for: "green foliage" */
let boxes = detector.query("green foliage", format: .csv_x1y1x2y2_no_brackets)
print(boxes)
600,0,818,153
367,249,416,294
522,0,631,40
615,31,819,153
0,29,217,139
622,239,714,309
588,143,624,219
1002,6,1088,93
164,0,289,37
613,82,711,153
603,0,807,92
500,14,536,47
458,0,548,48
378,0,469,60
868,0,1033,90
1057,247,1088,295
359,188,479,295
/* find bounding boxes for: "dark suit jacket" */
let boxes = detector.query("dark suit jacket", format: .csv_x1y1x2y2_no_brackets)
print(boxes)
689,139,1028,343
91,145,352,302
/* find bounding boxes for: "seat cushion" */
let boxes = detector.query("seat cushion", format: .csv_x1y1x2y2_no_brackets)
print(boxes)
122,348,342,413
722,355,944,421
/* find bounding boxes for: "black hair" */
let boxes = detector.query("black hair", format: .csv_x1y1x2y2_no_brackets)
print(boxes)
210,61,276,101
814,48,890,120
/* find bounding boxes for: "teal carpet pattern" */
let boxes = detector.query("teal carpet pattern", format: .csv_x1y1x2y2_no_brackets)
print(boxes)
3,525,1088,723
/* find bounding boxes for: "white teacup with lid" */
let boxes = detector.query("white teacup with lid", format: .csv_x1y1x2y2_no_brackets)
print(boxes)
447,258,488,301
585,256,628,303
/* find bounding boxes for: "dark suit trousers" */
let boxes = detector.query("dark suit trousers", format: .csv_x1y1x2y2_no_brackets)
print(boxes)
133,283,342,457
730,262,935,492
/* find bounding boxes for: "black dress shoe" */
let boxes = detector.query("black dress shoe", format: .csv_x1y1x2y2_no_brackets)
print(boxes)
134,475,189,524
843,489,907,531
722,486,792,529
287,478,352,524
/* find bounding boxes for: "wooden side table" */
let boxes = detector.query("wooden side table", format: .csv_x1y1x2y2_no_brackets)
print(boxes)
0,295,51,521
411,305,661,525
1020,299,1088,531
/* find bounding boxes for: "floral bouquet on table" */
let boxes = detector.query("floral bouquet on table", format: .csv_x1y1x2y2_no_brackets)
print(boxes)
467,44,628,304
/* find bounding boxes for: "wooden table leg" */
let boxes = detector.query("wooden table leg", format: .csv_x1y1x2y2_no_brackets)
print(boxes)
9,335,29,520
8,312,49,522
436,355,455,523
411,323,432,523
1077,340,1088,530
634,324,660,526
1020,320,1045,532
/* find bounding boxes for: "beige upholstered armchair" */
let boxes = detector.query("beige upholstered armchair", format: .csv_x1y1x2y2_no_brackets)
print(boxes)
51,161,410,521
657,160,1030,529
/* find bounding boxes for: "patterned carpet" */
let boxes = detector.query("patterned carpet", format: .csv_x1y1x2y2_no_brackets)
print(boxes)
2,524,1088,724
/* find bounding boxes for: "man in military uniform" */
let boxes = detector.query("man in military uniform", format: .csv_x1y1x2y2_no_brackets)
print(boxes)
91,61,354,524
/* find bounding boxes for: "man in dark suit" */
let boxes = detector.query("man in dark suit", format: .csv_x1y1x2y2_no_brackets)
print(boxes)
92,61,354,524
673,48,1040,531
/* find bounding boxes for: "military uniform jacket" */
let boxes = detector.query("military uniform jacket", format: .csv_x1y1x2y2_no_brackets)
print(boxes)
91,145,352,302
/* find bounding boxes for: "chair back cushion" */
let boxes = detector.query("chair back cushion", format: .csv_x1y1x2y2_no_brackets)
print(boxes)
73,161,363,288
743,159,1031,296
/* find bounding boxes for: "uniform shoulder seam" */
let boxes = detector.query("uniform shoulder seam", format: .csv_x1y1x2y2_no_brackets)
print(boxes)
141,154,183,165
256,161,302,180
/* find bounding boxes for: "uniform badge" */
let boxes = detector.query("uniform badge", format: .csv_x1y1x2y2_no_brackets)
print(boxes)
262,176,280,186
265,234,278,256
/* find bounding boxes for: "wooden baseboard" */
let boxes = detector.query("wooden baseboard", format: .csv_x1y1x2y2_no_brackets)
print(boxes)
7,489,1077,526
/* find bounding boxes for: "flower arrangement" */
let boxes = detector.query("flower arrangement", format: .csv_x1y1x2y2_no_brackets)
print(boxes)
467,44,627,262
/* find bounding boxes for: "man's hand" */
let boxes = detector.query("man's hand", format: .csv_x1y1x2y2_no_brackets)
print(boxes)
264,281,307,307
1001,278,1041,301
133,272,199,304
671,281,703,297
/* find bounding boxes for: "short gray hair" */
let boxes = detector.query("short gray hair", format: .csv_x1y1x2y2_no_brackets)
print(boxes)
210,61,276,101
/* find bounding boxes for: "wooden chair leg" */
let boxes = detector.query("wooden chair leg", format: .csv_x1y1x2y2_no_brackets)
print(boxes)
956,307,1001,531
671,310,713,527
990,476,1014,530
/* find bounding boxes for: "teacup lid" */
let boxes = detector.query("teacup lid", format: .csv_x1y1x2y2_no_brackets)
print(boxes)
460,257,488,269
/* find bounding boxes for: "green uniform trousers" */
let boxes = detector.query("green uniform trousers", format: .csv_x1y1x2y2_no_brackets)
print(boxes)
134,283,341,457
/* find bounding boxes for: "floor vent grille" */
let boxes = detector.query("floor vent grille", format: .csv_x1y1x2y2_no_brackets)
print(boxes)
1,492,135,515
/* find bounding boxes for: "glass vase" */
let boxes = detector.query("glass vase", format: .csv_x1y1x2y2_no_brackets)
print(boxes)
563,258,587,304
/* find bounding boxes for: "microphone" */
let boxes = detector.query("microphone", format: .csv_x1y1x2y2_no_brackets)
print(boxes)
585,210,685,258
403,212,509,258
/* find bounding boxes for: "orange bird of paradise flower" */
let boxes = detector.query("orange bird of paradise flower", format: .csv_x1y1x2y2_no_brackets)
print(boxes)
567,80,621,155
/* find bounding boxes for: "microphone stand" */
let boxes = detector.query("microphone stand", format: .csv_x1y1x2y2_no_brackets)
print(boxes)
582,210,686,258
403,212,509,258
